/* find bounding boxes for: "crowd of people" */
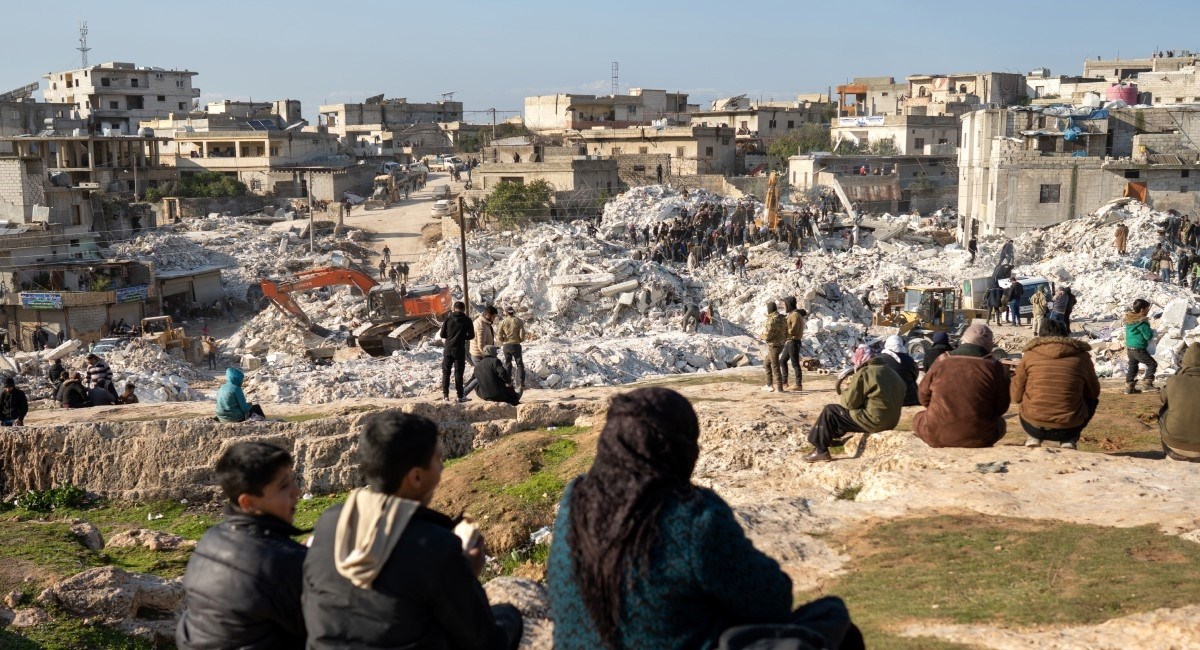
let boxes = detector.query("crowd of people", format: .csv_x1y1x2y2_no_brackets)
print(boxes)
177,394,866,650
49,352,140,410
438,301,528,406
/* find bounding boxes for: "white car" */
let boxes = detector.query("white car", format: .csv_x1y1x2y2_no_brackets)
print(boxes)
406,162,430,175
438,157,466,172
430,199,455,218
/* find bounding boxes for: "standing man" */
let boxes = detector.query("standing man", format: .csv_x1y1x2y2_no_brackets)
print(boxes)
495,307,526,393
388,264,400,284
469,306,498,365
967,237,978,264
1115,222,1129,255
377,259,387,279
85,353,113,391
783,297,807,391
399,262,410,284
382,245,391,267
656,163,663,185
1007,275,1024,327
1029,286,1048,335
998,238,1015,266
439,302,474,403
760,301,787,393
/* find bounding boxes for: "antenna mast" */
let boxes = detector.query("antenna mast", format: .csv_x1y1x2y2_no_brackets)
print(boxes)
611,61,619,96
77,21,91,67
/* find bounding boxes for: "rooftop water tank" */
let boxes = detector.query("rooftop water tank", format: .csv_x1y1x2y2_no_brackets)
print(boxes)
1108,82,1138,105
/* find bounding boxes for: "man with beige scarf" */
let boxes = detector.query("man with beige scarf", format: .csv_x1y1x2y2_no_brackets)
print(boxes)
302,412,522,649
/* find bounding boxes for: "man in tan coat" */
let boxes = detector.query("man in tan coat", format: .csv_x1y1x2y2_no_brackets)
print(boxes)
1011,319,1101,449
1115,222,1129,255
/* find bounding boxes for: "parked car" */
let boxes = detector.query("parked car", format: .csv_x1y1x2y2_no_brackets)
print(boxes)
437,156,466,172
430,199,456,218
405,162,430,175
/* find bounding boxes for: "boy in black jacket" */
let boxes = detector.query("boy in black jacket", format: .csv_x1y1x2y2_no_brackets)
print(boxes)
303,412,521,650
177,442,307,649
440,301,476,402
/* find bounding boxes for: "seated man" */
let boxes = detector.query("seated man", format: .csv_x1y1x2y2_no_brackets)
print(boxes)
922,331,953,372
803,346,905,462
117,383,139,405
474,346,521,406
177,442,307,648
913,324,1011,448
216,367,265,422
1011,319,1101,449
303,412,522,649
58,372,90,409
1160,342,1200,461
879,335,920,406
89,382,117,407
0,378,28,426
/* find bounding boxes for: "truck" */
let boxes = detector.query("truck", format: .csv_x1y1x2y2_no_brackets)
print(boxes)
258,267,451,357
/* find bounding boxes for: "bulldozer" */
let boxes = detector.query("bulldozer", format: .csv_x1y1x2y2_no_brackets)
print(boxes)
140,315,189,349
259,267,451,357
363,172,402,211
873,285,988,360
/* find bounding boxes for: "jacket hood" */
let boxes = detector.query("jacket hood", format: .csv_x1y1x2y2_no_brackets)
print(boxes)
1183,343,1200,370
1124,311,1149,325
1024,336,1092,357
334,488,422,589
225,367,244,386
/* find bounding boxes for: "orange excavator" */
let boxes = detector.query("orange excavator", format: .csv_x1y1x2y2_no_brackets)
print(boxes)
259,266,451,356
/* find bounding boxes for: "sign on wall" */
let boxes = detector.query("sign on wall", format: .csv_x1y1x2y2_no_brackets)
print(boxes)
20,292,63,310
115,285,149,303
837,116,886,127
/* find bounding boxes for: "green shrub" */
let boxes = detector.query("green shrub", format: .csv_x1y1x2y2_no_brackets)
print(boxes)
15,484,93,512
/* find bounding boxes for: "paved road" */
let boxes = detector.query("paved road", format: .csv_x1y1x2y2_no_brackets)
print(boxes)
342,170,465,276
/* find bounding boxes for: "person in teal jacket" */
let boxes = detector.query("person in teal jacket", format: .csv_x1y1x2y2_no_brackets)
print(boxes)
1124,299,1157,394
547,387,863,650
215,367,264,422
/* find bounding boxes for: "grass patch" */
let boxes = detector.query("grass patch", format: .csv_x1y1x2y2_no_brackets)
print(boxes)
485,542,552,581
834,485,862,501
500,472,566,504
813,514,1200,648
0,520,105,578
294,493,345,532
0,617,156,649
541,438,577,466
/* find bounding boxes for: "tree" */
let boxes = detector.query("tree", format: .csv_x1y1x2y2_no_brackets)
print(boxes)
483,180,553,228
144,171,248,201
766,124,834,161
867,137,899,156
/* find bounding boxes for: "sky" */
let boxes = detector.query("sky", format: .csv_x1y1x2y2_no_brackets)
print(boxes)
1,0,1197,123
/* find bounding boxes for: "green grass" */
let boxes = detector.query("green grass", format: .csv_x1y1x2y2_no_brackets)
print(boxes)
834,485,862,501
0,619,156,650
812,515,1200,648
0,520,105,577
12,498,221,542
541,438,577,465
500,471,566,504
293,493,345,532
487,542,553,580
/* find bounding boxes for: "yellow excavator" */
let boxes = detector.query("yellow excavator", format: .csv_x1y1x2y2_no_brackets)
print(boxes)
765,171,781,230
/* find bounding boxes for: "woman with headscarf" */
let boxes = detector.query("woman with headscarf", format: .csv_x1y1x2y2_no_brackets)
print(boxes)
879,335,920,406
803,344,906,463
549,387,862,649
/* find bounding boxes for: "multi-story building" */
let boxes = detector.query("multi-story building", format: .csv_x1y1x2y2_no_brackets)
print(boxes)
836,77,909,117
958,106,1200,237
162,127,345,196
523,89,695,134
831,114,960,155
905,72,1027,117
1083,50,1199,81
572,125,737,177
319,96,462,157
42,62,200,134
788,152,957,215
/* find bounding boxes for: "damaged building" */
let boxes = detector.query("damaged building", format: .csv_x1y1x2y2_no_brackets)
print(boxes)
788,152,958,214
523,89,695,135
319,96,462,159
41,61,200,134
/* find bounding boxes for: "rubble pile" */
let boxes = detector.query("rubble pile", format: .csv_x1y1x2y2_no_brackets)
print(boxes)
225,290,365,364
99,343,203,402
598,185,752,235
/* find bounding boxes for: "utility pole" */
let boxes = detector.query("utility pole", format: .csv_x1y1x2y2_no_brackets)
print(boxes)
457,193,468,314
308,171,315,253
490,108,496,141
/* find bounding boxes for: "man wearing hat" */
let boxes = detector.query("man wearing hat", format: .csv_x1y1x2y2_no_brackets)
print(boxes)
803,344,906,462
473,346,520,406
914,323,1011,448
495,307,526,393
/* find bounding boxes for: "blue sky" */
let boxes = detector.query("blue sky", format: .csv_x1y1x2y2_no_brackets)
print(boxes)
1,0,1196,122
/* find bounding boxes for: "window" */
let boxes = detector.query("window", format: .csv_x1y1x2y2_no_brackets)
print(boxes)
155,73,163,79
1183,186,1189,193
178,102,186,110
768,120,777,129
787,120,794,129
881,92,889,97
722,137,730,145
157,95,165,102
739,121,748,129
100,78,110,87
632,165,646,172
1177,98,1185,103
705,146,714,157
638,146,648,154
1183,169,1190,178
914,137,926,149
131,79,138,87
610,147,621,156
627,106,637,115
937,138,948,145
109,101,118,109
1039,184,1061,203
1124,169,1141,179
676,146,685,157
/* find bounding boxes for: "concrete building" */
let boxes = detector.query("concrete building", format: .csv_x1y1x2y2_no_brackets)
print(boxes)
905,72,1027,116
1,134,166,235
958,106,1200,236
42,62,200,134
689,95,831,138
162,128,346,196
207,99,303,124
788,152,957,214
523,89,694,134
836,77,908,117
1083,51,1199,81
571,125,736,176
831,114,960,155
319,97,461,158
470,156,621,217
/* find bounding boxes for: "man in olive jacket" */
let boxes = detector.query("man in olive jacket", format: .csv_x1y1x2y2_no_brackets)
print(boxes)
804,346,905,462
1161,342,1200,461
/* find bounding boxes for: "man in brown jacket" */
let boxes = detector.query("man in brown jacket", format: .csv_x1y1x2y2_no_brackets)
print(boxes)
1160,342,1200,461
1010,319,1101,449
913,324,1010,448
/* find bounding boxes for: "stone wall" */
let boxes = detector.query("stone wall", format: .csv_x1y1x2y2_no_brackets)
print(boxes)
0,400,594,500
176,195,268,219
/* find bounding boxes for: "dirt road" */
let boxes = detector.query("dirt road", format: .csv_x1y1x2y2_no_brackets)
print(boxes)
342,171,465,276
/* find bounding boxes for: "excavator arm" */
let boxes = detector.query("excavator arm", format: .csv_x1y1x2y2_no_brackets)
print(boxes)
765,171,780,230
259,267,380,335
